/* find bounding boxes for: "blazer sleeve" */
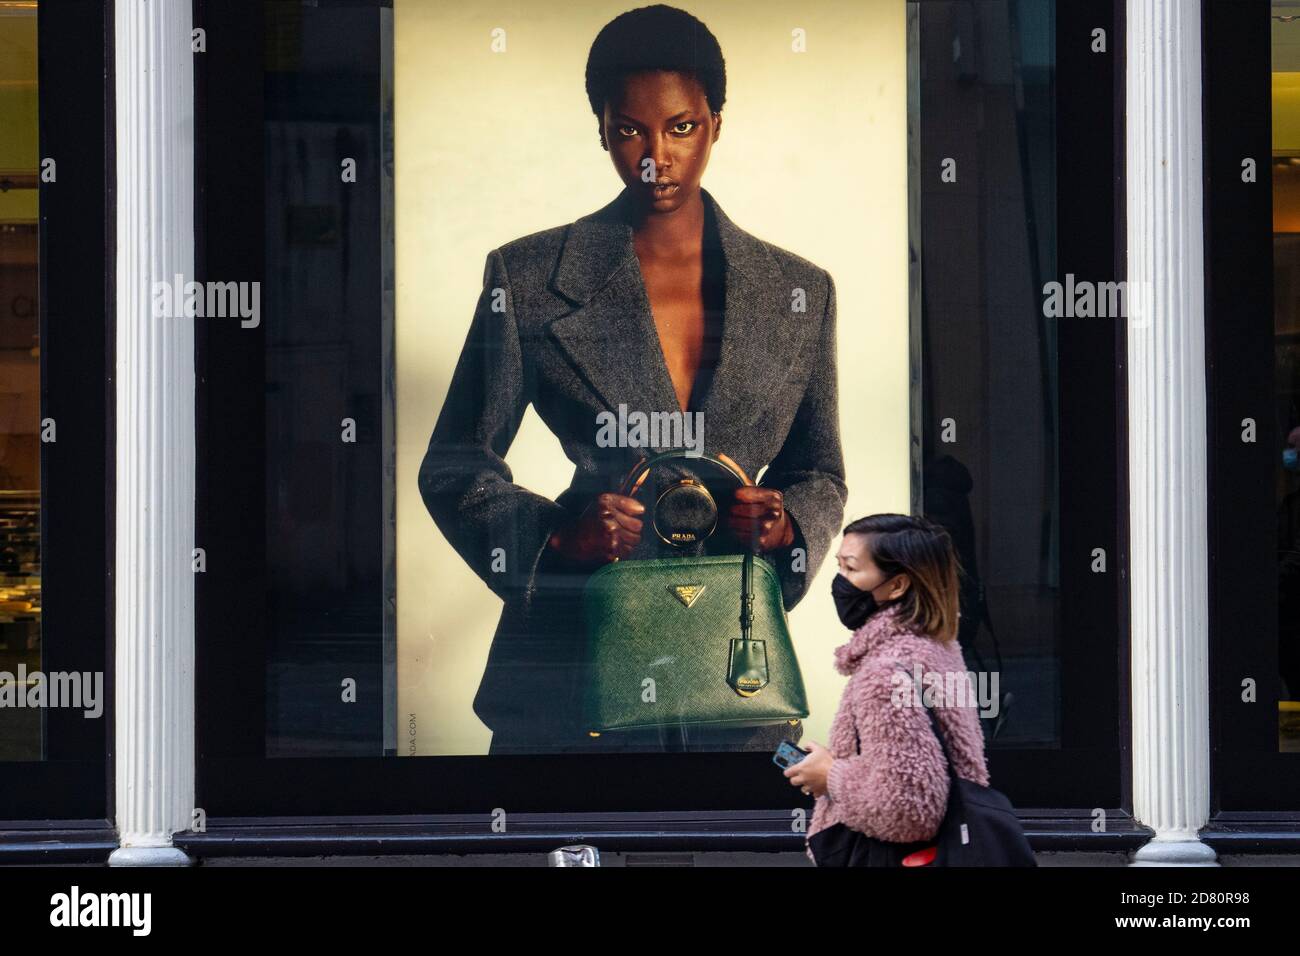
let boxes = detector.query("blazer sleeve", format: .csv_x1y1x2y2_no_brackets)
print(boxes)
418,248,569,603
824,663,950,844
760,272,848,610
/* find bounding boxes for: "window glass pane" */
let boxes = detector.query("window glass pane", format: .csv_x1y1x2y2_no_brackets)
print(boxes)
201,1,1117,810
261,0,390,756
223,0,918,759
915,0,1059,748
1272,5,1300,751
0,2,41,762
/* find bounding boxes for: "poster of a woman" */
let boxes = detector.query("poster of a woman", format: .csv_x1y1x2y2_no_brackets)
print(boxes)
396,0,909,756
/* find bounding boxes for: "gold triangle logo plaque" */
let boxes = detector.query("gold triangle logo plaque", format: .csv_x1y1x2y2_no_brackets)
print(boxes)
671,584,705,608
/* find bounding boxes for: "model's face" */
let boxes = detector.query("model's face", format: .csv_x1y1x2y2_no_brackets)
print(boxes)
601,70,721,216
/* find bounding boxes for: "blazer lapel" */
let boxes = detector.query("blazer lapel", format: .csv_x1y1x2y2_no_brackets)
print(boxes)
699,191,810,435
545,188,810,444
546,192,682,420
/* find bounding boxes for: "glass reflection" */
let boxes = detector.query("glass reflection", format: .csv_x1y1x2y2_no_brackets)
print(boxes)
914,0,1058,747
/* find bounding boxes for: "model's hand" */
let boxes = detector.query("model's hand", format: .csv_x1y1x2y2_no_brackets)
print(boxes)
727,486,795,552
548,492,645,566
783,741,834,798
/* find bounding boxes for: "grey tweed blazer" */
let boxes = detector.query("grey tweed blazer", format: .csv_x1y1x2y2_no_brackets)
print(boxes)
418,187,847,744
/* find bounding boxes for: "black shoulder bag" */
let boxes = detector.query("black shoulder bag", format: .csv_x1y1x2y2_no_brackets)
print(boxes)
808,668,1036,867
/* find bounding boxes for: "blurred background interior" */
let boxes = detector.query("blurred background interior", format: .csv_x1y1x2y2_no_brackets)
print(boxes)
1274,1,1300,751
0,0,41,762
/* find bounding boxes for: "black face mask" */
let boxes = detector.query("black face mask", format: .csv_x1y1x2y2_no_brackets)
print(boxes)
831,572,897,631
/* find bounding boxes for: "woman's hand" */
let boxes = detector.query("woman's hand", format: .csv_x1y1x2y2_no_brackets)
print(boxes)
727,486,795,552
547,492,645,566
783,742,834,798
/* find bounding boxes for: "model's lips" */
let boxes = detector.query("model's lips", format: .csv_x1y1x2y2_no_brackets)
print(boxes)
649,181,679,195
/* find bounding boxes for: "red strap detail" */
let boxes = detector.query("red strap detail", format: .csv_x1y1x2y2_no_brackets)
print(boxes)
901,845,938,867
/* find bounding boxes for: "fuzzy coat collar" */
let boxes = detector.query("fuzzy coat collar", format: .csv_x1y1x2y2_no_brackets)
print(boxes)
832,602,915,676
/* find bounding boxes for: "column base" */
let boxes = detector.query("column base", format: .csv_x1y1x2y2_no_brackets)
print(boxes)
108,845,195,867
1129,836,1219,867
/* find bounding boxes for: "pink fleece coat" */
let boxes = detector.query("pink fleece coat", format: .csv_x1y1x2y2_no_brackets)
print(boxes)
805,602,990,863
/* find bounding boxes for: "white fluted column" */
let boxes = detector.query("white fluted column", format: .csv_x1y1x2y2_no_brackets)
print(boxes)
1126,0,1216,866
108,0,195,867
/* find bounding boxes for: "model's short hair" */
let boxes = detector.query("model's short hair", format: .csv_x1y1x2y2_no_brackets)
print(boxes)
585,4,727,118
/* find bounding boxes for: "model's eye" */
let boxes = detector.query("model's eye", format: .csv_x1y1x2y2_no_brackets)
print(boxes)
671,121,697,134
617,125,639,137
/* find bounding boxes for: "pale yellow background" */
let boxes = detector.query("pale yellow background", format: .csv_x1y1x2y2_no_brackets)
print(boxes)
396,0,909,755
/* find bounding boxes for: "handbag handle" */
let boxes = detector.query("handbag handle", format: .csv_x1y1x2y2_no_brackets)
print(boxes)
616,449,752,497
615,450,758,641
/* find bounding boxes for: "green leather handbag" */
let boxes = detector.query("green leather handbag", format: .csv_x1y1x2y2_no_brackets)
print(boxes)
580,451,810,735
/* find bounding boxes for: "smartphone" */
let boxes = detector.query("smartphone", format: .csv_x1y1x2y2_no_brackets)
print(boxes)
772,739,809,770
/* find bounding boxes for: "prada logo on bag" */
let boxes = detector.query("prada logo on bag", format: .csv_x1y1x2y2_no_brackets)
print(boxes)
670,584,705,608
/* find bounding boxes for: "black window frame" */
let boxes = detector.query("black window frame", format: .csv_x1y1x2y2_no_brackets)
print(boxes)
187,0,1142,855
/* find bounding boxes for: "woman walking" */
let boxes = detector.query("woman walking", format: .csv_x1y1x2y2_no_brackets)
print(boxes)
785,514,990,865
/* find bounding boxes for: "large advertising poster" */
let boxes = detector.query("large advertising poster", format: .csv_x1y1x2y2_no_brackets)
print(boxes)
395,0,909,756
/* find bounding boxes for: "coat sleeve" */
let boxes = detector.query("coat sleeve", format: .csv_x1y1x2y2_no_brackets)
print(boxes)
823,663,950,844
760,272,848,610
418,248,569,603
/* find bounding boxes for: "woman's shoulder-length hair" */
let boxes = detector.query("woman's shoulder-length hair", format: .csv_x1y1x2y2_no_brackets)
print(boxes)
844,513,962,644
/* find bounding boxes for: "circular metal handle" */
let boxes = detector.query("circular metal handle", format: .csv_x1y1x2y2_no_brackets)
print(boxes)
617,449,752,498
